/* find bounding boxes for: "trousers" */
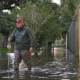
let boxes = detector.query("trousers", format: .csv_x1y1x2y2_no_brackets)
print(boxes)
14,50,31,71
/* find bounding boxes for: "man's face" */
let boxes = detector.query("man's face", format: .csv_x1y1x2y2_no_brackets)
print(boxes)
16,22,23,28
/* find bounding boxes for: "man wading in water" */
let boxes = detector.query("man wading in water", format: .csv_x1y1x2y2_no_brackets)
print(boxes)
8,18,33,72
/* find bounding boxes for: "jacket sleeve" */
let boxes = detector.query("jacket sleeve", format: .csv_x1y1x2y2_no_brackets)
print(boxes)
10,29,15,42
26,27,33,47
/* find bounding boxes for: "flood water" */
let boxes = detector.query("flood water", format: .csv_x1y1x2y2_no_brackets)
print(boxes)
0,47,78,80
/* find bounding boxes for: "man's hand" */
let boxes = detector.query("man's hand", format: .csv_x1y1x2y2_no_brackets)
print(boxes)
8,37,12,42
27,47,33,56
7,44,11,49
29,47,33,54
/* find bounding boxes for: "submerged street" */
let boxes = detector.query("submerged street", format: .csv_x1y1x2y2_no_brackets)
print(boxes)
0,0,79,80
0,48,78,80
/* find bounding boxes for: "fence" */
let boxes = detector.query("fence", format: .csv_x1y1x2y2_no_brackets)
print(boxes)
66,8,78,55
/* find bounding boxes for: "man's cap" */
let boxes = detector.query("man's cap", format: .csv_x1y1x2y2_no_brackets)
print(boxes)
16,18,23,23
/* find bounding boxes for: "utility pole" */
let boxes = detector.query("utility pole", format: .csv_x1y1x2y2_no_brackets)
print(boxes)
78,7,80,62
78,6,80,79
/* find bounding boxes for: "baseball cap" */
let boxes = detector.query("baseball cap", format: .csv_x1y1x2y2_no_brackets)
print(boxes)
16,18,23,23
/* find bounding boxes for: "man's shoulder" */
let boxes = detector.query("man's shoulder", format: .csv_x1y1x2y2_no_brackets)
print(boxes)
12,28,18,34
13,28,17,32
24,25,30,30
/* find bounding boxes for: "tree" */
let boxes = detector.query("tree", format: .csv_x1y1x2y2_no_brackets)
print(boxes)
0,0,25,48
0,12,15,48
57,0,77,44
11,1,59,56
0,0,26,10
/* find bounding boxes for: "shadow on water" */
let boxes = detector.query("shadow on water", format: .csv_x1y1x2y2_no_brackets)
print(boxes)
0,47,78,80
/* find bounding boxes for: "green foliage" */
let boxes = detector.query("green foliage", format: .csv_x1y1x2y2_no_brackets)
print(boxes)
0,0,26,10
11,0,77,47
59,0,77,36
11,1,59,46
0,12,16,35
0,0,77,49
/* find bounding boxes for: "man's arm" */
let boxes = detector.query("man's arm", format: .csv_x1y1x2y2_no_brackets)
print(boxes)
8,29,15,42
26,27,33,47
26,27,34,53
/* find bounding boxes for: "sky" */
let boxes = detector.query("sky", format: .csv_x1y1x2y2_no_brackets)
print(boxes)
52,0,61,5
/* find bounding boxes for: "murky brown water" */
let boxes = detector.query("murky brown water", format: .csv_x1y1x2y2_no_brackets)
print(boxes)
0,48,78,80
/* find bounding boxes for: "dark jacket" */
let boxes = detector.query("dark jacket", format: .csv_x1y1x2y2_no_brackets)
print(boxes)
11,25,33,50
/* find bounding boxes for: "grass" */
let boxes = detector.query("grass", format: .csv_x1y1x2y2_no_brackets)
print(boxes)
0,48,14,54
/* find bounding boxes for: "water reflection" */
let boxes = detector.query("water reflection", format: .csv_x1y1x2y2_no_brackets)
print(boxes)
0,48,78,80
13,70,19,80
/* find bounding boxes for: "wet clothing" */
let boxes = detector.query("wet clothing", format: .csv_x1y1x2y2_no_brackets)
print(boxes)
14,50,31,70
11,25,33,51
10,25,33,71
